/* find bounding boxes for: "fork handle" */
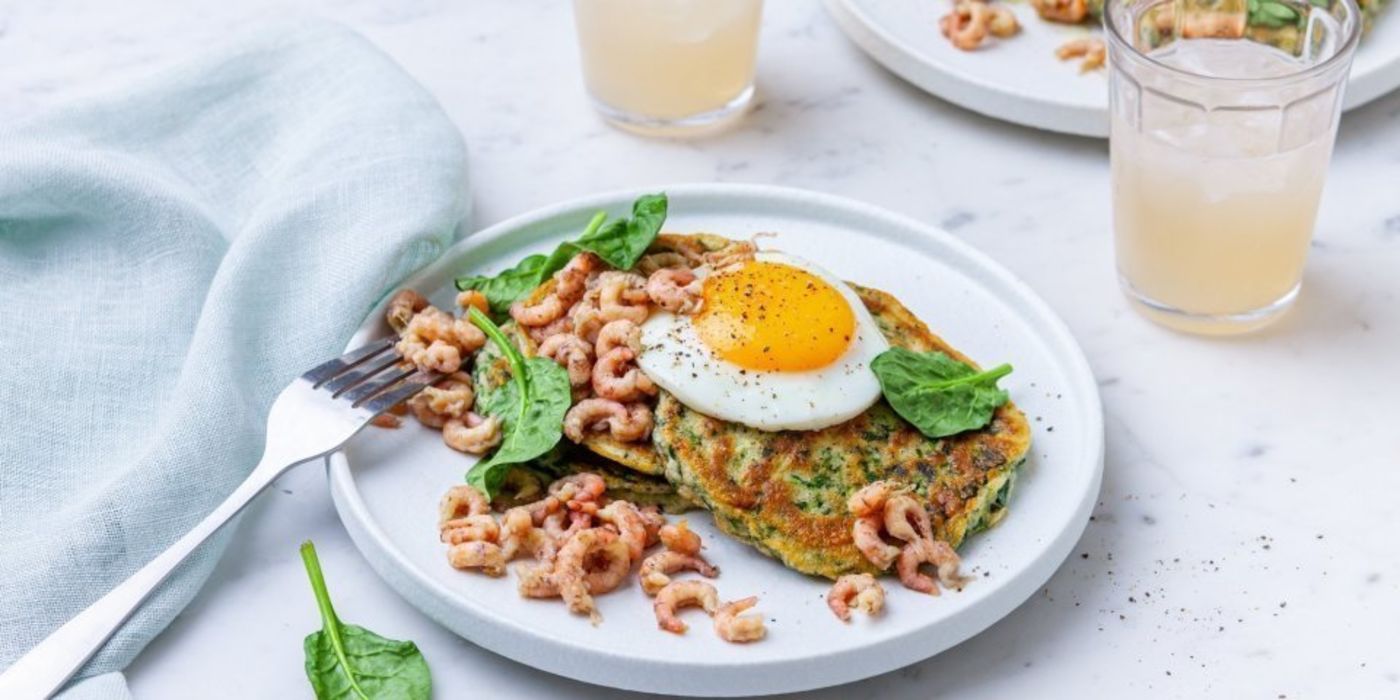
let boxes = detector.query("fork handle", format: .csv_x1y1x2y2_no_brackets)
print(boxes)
0,444,307,699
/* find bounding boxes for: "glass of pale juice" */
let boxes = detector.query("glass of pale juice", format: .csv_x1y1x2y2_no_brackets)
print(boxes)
1105,0,1361,334
572,0,763,135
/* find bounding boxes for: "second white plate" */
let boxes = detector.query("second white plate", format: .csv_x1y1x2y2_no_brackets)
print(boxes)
827,0,1400,137
329,184,1103,696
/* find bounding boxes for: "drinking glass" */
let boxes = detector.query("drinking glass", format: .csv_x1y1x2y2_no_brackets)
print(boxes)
572,0,763,135
1106,0,1361,334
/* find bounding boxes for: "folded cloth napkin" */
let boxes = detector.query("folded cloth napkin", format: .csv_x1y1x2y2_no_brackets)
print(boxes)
0,22,467,698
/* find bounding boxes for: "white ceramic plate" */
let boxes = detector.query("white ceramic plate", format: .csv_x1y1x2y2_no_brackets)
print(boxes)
328,184,1103,696
827,0,1400,137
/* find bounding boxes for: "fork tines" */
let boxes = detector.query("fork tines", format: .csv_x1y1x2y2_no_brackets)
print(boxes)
301,337,440,412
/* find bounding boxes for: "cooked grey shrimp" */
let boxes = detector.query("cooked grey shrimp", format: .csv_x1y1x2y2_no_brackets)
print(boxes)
1055,37,1107,73
701,240,757,271
408,372,475,428
827,574,885,622
1034,0,1089,23
569,288,605,344
524,495,563,524
897,539,967,595
447,541,506,577
397,307,486,374
538,332,595,388
940,1,991,51
591,347,656,402
639,550,719,596
371,402,409,429
456,289,490,316
441,514,500,545
421,341,463,375
653,580,719,634
882,494,933,545
580,534,633,595
635,251,691,276
659,519,702,557
714,597,766,643
440,484,490,525
848,481,897,518
548,473,607,511
501,505,561,562
926,539,969,591
852,514,900,570
509,292,567,328
386,289,429,332
639,505,667,547
563,398,654,443
609,402,654,442
525,315,573,345
596,271,650,324
597,500,649,561
595,319,643,357
442,412,503,455
552,252,601,303
370,413,403,429
544,508,594,543
987,5,1020,37
515,561,560,598
554,528,629,622
645,267,704,314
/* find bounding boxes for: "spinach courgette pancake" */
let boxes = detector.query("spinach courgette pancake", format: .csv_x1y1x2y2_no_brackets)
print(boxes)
653,284,1031,580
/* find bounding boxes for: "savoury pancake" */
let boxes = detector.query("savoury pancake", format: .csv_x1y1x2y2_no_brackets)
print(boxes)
653,284,1031,580
514,232,750,476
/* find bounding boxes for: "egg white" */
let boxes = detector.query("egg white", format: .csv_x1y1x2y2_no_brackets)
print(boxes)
637,251,889,432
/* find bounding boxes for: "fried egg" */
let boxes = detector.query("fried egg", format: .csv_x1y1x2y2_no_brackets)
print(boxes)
637,250,888,432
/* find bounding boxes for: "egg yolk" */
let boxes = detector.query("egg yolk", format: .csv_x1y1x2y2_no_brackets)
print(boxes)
693,260,856,372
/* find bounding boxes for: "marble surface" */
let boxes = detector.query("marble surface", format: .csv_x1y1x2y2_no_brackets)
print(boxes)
4,1,1398,697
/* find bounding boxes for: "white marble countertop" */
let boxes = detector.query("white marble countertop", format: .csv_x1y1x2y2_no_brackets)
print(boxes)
5,1,1398,697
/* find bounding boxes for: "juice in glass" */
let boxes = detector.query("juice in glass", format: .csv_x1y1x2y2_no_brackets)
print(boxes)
573,0,763,134
1106,0,1361,334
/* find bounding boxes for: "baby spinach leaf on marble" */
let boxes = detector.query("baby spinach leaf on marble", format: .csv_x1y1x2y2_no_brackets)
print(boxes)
871,347,1013,439
300,541,430,700
464,307,571,497
454,193,668,317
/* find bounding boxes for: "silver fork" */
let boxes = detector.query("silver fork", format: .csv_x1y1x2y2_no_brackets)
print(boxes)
0,338,439,700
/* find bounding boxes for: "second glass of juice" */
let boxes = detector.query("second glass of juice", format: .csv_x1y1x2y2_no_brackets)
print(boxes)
1106,0,1361,334
573,0,763,135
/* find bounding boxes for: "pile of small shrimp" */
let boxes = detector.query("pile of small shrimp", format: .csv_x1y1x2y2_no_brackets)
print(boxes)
508,244,754,448
439,475,766,642
830,480,969,619
372,288,506,456
379,243,755,454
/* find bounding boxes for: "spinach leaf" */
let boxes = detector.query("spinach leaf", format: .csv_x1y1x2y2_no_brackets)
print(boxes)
464,307,571,497
870,347,1013,439
300,541,430,700
454,193,667,317
572,192,668,270
452,253,550,317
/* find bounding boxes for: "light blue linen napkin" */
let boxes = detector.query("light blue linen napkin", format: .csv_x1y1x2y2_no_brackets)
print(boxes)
0,22,468,698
